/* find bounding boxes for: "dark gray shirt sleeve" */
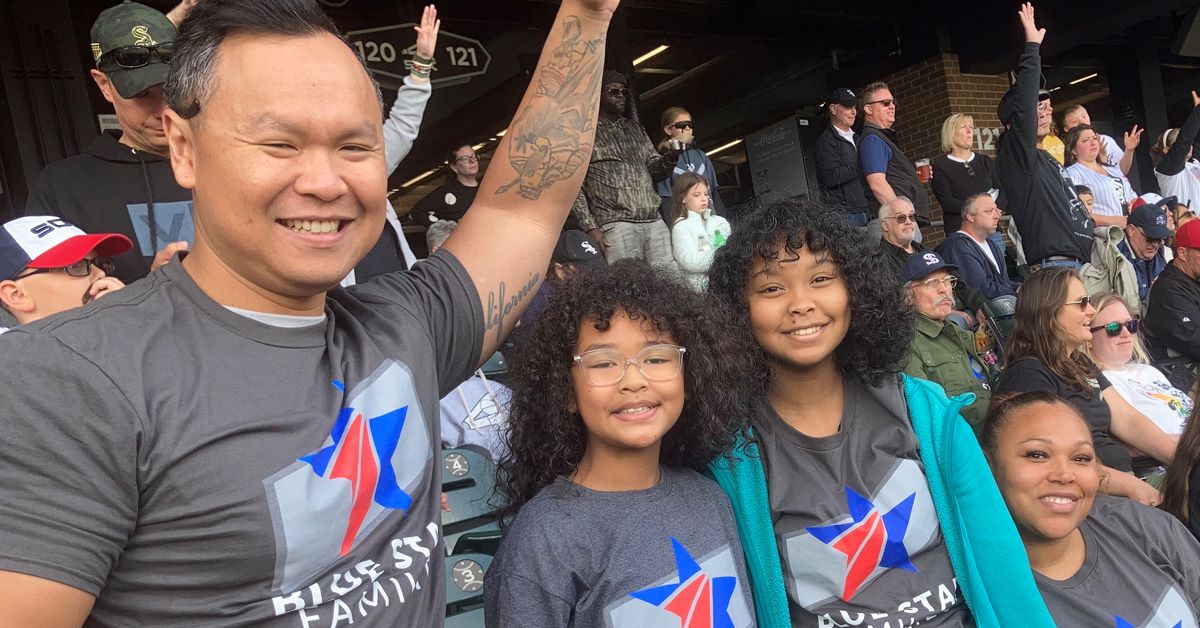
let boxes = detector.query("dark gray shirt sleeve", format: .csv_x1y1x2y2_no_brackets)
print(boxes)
348,249,484,396
0,331,141,594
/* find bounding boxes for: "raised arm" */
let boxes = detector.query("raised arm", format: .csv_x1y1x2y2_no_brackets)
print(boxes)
441,0,615,363
383,5,439,173
1157,92,1200,177
1010,4,1045,152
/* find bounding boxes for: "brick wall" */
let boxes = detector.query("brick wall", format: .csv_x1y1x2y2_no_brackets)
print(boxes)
863,54,1010,246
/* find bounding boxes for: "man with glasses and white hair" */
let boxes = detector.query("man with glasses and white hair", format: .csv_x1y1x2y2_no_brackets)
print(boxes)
880,196,987,329
901,251,993,431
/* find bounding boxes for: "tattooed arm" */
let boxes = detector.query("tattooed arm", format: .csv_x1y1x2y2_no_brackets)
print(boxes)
442,0,615,364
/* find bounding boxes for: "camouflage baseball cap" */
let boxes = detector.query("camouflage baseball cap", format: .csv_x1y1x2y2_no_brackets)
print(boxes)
90,1,176,99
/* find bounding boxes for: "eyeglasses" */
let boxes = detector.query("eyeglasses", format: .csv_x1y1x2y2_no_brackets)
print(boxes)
14,257,115,280
671,121,694,130
911,276,958,291
98,43,174,69
1064,295,1092,310
1036,101,1053,114
964,162,976,177
1089,319,1140,337
604,87,628,97
573,344,686,387
888,213,917,224
866,98,896,107
453,155,478,164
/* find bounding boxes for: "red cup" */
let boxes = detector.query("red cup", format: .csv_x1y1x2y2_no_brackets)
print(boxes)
916,159,932,183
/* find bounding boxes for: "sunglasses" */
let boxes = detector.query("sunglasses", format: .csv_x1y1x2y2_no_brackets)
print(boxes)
604,87,628,96
889,213,917,224
671,121,694,130
866,98,896,107
14,257,115,280
99,43,174,69
1090,319,1140,337
1064,295,1092,310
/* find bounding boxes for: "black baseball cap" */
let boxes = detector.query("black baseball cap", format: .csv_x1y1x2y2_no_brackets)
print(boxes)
827,88,858,108
553,230,606,268
902,251,958,284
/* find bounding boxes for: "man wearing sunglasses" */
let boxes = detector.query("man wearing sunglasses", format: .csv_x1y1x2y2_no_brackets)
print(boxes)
24,1,194,283
1145,219,1200,362
0,216,131,332
859,81,929,242
1118,197,1172,302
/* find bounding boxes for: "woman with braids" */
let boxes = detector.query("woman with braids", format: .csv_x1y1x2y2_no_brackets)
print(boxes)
706,198,1052,627
1164,403,1200,541
982,392,1200,625
484,261,757,627
994,267,1177,505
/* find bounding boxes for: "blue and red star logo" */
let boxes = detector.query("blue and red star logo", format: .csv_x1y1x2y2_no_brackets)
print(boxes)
299,380,413,556
628,538,738,628
1115,617,1183,628
806,487,919,601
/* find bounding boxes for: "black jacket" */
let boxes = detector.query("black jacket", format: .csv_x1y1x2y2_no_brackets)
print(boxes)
25,131,192,283
814,125,867,213
995,43,1092,264
859,122,930,224
935,231,1019,299
1144,263,1200,360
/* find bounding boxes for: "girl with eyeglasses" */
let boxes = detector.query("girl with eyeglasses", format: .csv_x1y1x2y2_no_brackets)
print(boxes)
1087,293,1192,438
706,198,1052,627
994,268,1178,505
981,392,1200,625
485,260,758,627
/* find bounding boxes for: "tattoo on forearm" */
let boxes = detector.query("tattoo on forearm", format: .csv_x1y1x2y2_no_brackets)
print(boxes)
497,16,604,199
483,273,541,343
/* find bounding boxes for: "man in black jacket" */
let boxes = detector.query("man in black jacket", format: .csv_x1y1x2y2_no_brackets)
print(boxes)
859,81,930,242
995,3,1092,271
814,88,868,227
1144,219,1200,361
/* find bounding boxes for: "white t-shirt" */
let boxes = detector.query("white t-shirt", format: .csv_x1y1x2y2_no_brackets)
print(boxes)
968,233,1001,272
1102,363,1192,434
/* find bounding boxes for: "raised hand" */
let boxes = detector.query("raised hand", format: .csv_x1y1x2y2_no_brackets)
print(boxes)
413,5,440,60
166,0,199,27
1018,3,1045,45
1123,124,1144,151
1193,90,1200,108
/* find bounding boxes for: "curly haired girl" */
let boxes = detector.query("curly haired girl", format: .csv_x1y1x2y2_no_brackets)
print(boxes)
484,260,757,627
705,197,1055,627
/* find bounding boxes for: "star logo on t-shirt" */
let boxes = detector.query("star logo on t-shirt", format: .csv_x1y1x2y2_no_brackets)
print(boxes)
806,487,919,600
628,537,739,628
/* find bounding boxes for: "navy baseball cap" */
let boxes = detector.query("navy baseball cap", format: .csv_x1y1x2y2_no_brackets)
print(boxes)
902,251,958,284
1129,195,1174,240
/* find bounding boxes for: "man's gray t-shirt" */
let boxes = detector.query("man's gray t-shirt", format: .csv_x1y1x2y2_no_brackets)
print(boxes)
753,374,973,628
1035,495,1200,627
483,466,756,627
0,251,483,627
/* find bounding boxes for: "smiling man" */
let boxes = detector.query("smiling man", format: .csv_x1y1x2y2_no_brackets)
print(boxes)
0,0,615,624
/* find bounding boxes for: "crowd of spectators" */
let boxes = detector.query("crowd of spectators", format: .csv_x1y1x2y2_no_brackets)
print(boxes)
3,0,1200,627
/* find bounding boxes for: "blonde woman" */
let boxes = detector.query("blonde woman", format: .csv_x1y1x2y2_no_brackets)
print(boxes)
931,113,1001,235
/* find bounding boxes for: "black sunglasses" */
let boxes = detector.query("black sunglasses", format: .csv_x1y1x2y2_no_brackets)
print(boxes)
99,43,174,69
604,87,627,96
671,121,694,130
1090,319,1140,337
14,257,115,280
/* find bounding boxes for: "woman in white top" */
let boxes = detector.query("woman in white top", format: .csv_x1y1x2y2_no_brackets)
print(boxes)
669,172,731,291
1153,91,1200,211
1065,125,1136,228
1087,293,1192,435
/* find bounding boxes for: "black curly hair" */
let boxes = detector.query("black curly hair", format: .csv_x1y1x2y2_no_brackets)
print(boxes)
496,260,754,524
707,197,913,389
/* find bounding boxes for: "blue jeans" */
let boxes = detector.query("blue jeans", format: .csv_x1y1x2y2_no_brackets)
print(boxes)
845,211,869,228
1035,259,1083,271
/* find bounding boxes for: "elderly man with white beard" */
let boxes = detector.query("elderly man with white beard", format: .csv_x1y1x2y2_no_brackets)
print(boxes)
901,250,993,432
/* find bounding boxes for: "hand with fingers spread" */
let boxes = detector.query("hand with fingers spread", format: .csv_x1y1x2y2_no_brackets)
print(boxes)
1123,125,1144,152
414,5,440,61
1018,2,1045,44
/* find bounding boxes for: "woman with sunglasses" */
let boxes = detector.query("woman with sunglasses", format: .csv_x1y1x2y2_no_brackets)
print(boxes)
995,268,1178,505
1087,293,1192,438
655,106,725,223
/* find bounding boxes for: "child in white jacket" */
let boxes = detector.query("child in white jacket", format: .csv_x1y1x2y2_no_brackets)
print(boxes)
670,173,731,291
